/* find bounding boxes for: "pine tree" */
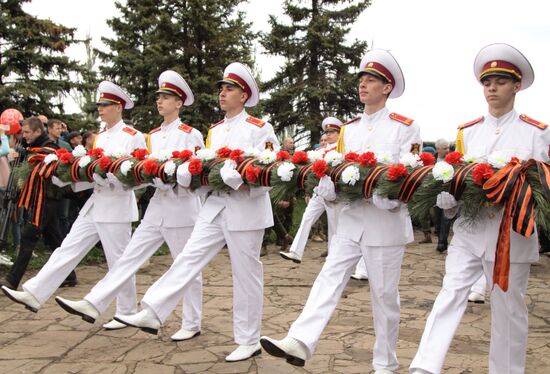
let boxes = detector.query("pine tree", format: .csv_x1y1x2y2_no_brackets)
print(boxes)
0,0,84,120
261,0,370,147
99,0,256,134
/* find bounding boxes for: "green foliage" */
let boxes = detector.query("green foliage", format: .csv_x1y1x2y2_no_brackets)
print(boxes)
261,0,370,147
99,0,256,135
0,0,85,124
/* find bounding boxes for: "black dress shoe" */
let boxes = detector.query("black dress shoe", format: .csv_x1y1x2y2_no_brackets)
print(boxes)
2,277,18,290
60,279,78,288
436,242,448,253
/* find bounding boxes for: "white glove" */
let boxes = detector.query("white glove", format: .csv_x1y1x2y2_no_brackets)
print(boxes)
92,173,110,187
220,159,243,190
176,161,192,188
372,193,400,211
72,181,94,192
313,175,336,202
436,192,458,210
106,172,125,191
152,177,173,191
51,176,70,187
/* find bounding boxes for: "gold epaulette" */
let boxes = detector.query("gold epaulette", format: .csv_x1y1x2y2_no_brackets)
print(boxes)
457,116,483,130
246,116,266,127
178,124,193,133
519,114,548,130
389,112,414,126
122,126,138,136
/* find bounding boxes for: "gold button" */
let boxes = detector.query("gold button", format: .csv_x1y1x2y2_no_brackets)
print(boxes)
367,126,373,131
366,145,371,149
495,128,501,135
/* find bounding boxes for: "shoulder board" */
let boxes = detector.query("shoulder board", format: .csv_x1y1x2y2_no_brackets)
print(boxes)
520,114,548,130
389,112,414,126
178,124,193,133
457,116,484,130
343,116,361,126
148,127,161,135
122,126,137,136
246,116,266,127
209,119,224,129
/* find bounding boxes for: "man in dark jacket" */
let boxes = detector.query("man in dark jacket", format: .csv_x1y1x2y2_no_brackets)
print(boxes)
4,117,76,289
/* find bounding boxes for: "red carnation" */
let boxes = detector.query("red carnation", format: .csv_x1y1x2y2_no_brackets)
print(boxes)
98,155,112,171
419,152,435,166
176,150,193,161
358,151,377,167
387,163,408,181
444,151,464,166
143,159,159,176
245,165,261,183
510,156,520,165
230,149,245,164
131,148,149,161
472,163,494,186
58,152,74,165
216,147,232,158
188,158,203,176
88,147,104,158
277,150,291,161
311,159,329,179
55,148,69,157
291,151,309,164
345,152,360,162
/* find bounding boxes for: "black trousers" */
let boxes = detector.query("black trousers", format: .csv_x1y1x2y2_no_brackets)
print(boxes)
6,199,76,288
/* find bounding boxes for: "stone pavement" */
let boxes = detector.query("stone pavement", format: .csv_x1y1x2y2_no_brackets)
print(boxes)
0,233,549,374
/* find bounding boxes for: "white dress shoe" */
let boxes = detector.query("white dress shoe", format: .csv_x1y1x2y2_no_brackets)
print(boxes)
350,272,368,281
468,291,485,304
225,343,262,362
1,286,40,312
170,328,201,341
114,308,161,335
260,336,307,367
374,369,394,374
55,297,99,323
279,251,302,264
103,319,128,330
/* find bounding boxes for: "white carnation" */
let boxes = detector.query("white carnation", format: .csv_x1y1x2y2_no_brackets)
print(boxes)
258,149,276,164
276,162,296,182
463,154,480,164
72,145,87,157
324,150,343,167
399,152,423,168
432,161,455,182
78,155,92,168
196,148,216,161
164,160,176,176
341,165,361,186
106,147,128,158
120,160,134,176
44,154,58,165
150,149,172,162
307,149,324,162
488,151,511,169
376,151,393,165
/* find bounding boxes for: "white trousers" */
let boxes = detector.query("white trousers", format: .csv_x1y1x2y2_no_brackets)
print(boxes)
353,255,369,277
288,234,405,371
141,210,264,345
85,220,202,330
289,195,326,258
23,214,137,315
470,273,487,295
410,245,531,374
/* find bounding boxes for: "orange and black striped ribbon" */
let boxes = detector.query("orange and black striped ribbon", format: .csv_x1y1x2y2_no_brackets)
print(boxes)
448,163,478,201
259,161,282,187
107,156,131,175
132,159,148,184
362,165,389,199
202,158,227,186
296,163,314,190
535,160,550,198
398,165,435,203
483,159,536,291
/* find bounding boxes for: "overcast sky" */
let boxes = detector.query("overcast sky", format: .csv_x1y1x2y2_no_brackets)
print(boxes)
23,0,550,141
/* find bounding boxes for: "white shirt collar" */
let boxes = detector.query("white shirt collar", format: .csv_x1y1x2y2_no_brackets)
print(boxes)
224,109,247,125
361,107,389,123
161,117,181,130
106,120,125,133
485,109,517,127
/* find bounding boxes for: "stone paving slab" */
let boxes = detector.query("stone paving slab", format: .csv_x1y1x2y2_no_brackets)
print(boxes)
0,232,549,373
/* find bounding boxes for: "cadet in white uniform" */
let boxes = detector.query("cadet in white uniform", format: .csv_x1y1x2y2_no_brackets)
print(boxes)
261,49,421,374
410,44,550,374
279,117,344,263
115,63,279,362
55,71,205,341
2,82,146,330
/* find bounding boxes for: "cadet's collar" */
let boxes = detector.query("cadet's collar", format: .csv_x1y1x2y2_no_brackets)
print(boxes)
485,109,516,127
161,117,181,130
362,107,388,122
224,109,247,125
106,120,125,133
